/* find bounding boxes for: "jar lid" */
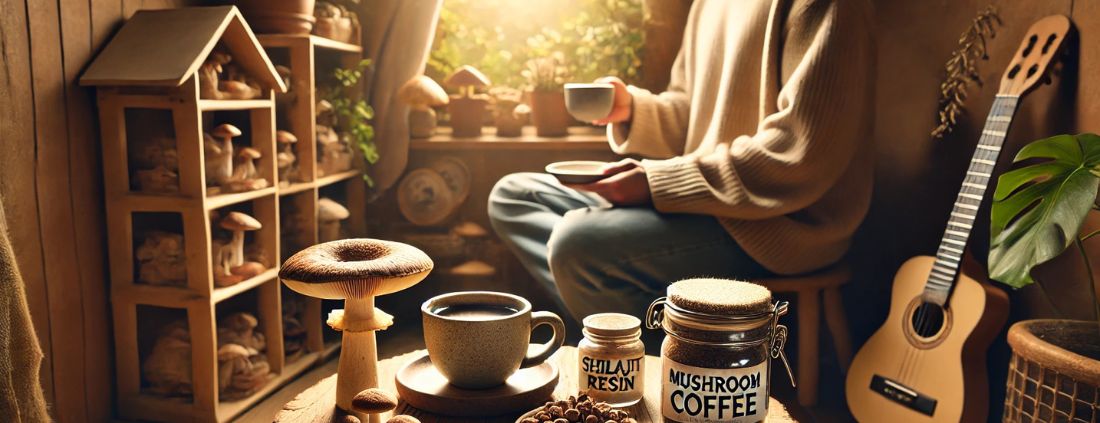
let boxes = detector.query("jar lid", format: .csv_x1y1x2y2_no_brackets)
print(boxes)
582,313,641,337
667,278,772,315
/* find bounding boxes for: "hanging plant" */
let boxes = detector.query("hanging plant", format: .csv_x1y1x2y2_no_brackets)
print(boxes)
931,5,1001,139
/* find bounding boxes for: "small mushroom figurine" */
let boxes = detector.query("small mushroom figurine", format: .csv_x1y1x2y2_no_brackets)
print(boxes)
214,212,266,287
276,130,299,186
350,388,398,421
444,66,491,137
318,197,350,243
397,76,449,138
224,147,270,193
491,87,529,138
205,124,239,188
280,240,433,421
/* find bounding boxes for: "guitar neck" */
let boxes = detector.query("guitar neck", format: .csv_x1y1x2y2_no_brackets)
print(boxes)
923,95,1021,305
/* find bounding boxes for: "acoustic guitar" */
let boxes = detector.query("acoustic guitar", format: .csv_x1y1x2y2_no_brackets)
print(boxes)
846,15,1072,423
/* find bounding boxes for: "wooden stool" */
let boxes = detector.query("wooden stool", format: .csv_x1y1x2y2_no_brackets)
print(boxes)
753,263,853,407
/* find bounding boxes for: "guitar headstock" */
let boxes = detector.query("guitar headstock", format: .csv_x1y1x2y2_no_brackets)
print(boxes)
999,15,1072,96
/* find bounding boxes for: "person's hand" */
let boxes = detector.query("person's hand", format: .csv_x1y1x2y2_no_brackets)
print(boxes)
592,76,632,126
567,159,651,206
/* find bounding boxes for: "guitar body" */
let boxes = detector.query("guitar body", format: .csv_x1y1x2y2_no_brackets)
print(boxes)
847,256,1008,422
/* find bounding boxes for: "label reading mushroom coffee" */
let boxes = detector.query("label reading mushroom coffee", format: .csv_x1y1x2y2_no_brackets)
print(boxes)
661,360,768,422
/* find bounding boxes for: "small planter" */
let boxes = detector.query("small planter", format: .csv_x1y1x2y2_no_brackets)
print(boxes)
529,90,570,137
1004,319,1100,422
237,0,316,35
448,96,488,138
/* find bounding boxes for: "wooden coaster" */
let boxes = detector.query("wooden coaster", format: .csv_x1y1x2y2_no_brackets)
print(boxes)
395,352,559,417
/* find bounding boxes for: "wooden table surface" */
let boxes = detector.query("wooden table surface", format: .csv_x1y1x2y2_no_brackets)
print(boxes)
276,346,801,422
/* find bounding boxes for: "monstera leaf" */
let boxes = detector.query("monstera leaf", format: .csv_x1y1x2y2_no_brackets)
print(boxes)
989,134,1100,288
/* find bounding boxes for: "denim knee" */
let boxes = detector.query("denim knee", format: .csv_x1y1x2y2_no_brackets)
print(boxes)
547,210,603,285
487,173,538,226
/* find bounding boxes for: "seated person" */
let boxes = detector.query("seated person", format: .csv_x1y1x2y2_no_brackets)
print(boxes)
489,0,875,321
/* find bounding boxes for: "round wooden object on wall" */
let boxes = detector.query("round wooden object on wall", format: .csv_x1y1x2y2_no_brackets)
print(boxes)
429,157,471,204
398,168,457,226
395,352,558,417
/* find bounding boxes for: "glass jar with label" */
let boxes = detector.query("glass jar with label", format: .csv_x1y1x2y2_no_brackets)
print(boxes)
577,313,645,406
645,279,795,423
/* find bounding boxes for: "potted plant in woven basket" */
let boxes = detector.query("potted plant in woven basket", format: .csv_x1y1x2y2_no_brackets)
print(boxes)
989,133,1100,422
523,54,571,137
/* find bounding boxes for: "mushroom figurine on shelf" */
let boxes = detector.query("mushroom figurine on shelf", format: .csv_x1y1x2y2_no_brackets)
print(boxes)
205,124,239,189
276,130,299,186
280,239,433,421
198,52,232,100
491,87,529,138
444,66,491,137
318,197,350,243
214,212,266,287
142,322,192,396
397,76,449,138
224,147,270,193
135,231,187,286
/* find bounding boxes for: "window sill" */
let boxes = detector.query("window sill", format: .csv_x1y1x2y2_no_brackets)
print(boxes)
410,126,610,151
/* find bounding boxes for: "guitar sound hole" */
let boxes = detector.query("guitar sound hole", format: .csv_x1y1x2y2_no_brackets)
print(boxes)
910,302,946,338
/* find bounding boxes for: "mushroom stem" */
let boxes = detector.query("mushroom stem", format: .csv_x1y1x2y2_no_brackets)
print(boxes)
337,296,381,423
230,230,245,267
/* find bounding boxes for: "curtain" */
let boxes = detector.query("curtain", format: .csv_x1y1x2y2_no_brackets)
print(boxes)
0,195,49,422
361,0,444,192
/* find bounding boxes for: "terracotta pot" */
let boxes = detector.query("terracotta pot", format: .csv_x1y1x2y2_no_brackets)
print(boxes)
528,90,571,137
448,96,488,138
314,16,354,43
1004,319,1100,422
236,0,316,35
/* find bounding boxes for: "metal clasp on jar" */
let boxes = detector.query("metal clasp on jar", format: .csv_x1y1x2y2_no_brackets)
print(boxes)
645,297,797,387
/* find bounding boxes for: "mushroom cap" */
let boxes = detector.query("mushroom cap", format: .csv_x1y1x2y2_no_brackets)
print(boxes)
217,343,252,361
238,147,262,159
398,76,449,107
279,239,433,299
221,211,262,232
351,388,398,414
444,65,490,88
276,130,298,144
213,123,242,138
318,197,350,221
316,100,333,114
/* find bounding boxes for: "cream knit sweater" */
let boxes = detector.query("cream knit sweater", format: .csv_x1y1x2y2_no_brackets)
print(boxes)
610,0,874,274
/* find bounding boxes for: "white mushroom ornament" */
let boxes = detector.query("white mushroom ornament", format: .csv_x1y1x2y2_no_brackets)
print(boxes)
205,123,239,187
276,130,299,185
398,75,449,138
214,212,266,287
224,147,269,192
280,239,432,422
318,197,350,243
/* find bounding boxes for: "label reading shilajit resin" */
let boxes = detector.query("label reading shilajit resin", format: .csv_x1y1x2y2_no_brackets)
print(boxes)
580,355,645,393
662,360,768,422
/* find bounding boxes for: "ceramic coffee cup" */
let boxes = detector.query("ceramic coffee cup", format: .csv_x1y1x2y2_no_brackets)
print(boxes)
421,291,566,389
564,83,615,122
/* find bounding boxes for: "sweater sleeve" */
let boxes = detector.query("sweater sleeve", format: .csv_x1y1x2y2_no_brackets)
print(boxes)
644,1,871,220
606,37,691,159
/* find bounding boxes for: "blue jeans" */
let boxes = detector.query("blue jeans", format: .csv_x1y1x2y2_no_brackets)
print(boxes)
487,173,771,323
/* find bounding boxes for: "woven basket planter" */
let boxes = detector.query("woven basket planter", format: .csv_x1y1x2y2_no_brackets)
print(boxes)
1004,319,1100,422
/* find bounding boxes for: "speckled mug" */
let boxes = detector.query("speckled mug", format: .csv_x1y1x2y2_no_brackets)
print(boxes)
421,291,566,389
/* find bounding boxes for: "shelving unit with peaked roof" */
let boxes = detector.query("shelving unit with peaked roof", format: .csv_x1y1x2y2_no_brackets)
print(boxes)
79,6,330,422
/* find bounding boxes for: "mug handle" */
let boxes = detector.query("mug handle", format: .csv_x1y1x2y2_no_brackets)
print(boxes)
520,311,566,368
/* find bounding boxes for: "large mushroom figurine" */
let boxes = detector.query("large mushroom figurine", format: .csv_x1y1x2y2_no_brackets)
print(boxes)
276,130,299,186
280,240,432,421
398,76,449,138
214,212,266,287
318,197,350,243
205,123,240,188
444,66,491,137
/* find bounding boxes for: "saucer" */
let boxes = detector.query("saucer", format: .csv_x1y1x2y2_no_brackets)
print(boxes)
395,351,559,417
545,161,609,185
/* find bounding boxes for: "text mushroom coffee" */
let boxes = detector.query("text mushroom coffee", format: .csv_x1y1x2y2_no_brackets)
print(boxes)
646,279,795,423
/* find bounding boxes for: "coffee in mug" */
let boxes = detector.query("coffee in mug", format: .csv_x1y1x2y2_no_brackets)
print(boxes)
421,291,566,389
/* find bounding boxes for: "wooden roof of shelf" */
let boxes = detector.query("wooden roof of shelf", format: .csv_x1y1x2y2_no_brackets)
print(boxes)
80,6,286,92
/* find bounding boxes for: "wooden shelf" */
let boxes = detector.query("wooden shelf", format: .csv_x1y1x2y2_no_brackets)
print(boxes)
315,169,360,188
205,187,277,210
278,181,315,196
198,99,274,111
322,341,340,361
412,126,611,151
258,33,362,54
210,269,280,303
112,269,280,307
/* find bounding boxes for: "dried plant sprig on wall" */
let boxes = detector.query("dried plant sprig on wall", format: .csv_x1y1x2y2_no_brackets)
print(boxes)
932,5,1001,139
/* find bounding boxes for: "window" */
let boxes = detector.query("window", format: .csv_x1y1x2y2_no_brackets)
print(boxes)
427,0,646,90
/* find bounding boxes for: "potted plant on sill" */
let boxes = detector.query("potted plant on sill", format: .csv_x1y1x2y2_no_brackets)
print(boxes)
523,54,571,137
988,133,1100,421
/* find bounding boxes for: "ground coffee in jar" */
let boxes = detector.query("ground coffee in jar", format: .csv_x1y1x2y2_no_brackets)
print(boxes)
646,279,795,423
578,313,645,406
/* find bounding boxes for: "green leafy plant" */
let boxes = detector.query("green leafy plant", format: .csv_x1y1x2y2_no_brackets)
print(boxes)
989,133,1100,322
324,59,377,187
522,54,570,92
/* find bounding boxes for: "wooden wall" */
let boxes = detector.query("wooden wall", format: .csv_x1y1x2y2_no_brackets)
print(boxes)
0,1,200,421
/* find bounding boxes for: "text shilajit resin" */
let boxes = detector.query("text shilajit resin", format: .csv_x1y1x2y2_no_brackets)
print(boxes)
578,313,646,406
646,279,795,423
